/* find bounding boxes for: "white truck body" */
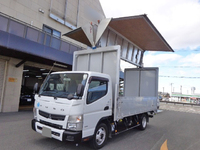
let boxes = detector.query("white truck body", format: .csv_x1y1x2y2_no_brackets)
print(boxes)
32,45,158,149
73,46,158,120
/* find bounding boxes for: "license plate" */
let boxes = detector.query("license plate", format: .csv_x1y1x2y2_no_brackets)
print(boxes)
42,127,52,138
27,98,31,102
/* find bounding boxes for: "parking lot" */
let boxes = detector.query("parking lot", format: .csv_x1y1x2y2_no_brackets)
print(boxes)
1,104,200,150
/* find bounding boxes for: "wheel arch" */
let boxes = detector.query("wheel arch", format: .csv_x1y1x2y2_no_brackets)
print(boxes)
94,116,112,137
138,112,149,122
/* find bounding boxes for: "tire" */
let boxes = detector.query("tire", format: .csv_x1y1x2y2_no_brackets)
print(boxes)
138,114,147,130
90,123,108,149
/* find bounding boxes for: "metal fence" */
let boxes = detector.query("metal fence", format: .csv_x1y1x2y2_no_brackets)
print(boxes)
0,12,82,54
161,101,200,107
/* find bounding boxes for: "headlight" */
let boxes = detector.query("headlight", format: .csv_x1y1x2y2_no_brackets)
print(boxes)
67,115,83,131
67,123,77,130
33,107,37,120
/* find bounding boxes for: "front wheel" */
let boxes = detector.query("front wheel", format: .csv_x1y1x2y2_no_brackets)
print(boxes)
90,123,108,149
138,114,147,130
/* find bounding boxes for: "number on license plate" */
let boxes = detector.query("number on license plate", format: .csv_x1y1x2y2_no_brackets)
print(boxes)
27,98,31,102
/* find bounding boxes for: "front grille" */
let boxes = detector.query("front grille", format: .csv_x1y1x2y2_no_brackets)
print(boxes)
39,110,65,121
51,114,65,121
39,110,49,118
40,120,63,129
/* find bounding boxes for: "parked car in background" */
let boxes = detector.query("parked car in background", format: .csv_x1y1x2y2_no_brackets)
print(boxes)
19,86,34,105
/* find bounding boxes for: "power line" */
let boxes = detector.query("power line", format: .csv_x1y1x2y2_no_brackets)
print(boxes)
175,49,200,52
159,66,200,68
160,75,200,79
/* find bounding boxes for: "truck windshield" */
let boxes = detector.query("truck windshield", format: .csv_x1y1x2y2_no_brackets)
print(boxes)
39,73,88,99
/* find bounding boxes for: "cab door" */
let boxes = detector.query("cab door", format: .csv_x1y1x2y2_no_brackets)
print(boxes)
82,76,112,138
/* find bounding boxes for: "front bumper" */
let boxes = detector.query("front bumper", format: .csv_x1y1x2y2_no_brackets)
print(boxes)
31,119,82,142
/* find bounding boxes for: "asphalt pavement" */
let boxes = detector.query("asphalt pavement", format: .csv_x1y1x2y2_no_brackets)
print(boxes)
1,105,200,150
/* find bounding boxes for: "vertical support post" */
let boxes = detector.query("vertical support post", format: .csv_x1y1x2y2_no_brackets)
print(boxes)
23,25,27,39
49,33,52,47
37,30,40,43
120,39,124,57
139,50,145,67
106,29,110,46
0,61,7,112
131,46,135,62
87,54,90,71
64,0,68,23
163,87,164,95
126,43,130,59
44,32,47,45
100,52,104,73
76,0,80,27
50,0,53,14
135,48,139,64
170,83,173,97
180,85,182,94
6,17,10,32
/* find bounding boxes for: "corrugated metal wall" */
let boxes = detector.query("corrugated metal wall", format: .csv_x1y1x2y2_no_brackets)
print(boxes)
99,28,144,67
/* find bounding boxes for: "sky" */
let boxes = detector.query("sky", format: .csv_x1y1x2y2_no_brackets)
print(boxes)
99,0,200,95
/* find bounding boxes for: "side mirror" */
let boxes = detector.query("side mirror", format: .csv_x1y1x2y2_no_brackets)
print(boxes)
77,84,84,96
33,83,38,94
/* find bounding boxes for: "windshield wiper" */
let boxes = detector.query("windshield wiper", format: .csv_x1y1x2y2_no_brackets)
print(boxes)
40,91,57,96
55,93,69,98
67,94,80,100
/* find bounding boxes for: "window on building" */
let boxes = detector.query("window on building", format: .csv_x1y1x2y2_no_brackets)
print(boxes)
50,0,78,28
87,77,108,104
43,25,61,38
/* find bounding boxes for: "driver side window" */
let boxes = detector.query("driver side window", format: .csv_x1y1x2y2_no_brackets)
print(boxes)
87,77,108,104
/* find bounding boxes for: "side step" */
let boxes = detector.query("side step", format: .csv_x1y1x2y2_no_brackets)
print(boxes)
114,124,140,135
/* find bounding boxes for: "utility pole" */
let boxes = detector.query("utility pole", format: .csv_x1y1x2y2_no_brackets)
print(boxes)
180,85,182,94
170,83,173,97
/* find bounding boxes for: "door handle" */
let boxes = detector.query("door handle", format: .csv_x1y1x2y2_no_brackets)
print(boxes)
104,106,109,110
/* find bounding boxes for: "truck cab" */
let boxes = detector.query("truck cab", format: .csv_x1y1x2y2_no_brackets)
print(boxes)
32,71,112,144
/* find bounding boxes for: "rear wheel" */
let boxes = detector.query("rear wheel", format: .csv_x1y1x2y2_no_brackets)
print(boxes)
139,114,147,130
90,123,108,149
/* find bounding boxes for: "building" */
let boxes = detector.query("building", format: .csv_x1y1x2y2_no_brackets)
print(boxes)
0,0,174,113
171,92,200,104
0,0,105,112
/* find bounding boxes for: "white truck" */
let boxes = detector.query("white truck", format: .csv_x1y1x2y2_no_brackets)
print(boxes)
32,45,158,149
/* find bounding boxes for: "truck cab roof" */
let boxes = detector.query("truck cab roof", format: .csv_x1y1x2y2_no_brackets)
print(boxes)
51,71,111,80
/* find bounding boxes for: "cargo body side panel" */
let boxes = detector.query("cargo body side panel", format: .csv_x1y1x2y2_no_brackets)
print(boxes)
117,68,158,120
